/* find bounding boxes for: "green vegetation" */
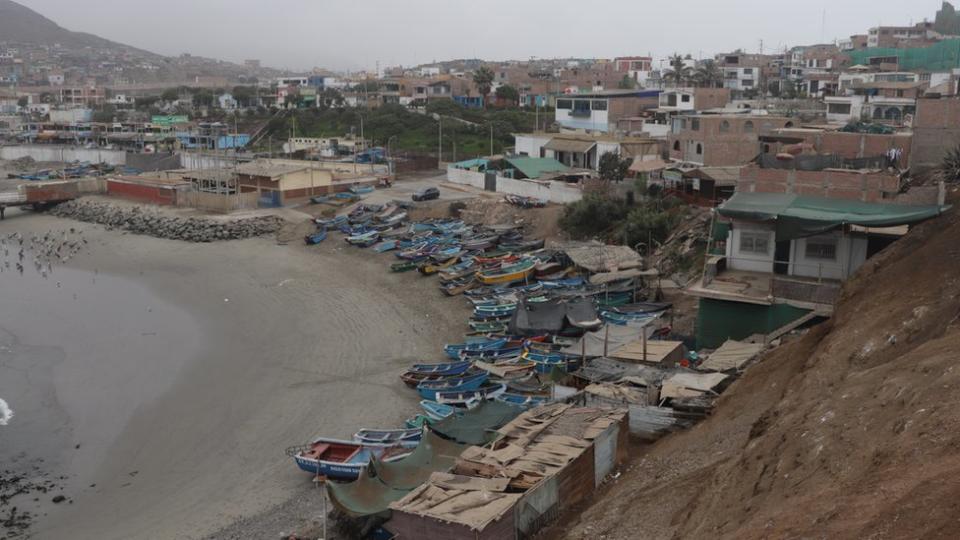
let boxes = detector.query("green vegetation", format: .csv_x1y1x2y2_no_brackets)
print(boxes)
598,152,632,183
938,145,960,182
256,101,540,157
472,66,495,108
559,183,684,248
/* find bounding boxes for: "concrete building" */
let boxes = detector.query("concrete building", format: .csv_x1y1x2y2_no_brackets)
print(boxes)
910,96,960,171
514,132,662,171
614,56,653,86
668,115,794,166
554,90,660,132
235,159,381,206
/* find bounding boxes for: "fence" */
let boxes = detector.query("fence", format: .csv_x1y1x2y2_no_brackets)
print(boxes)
447,166,583,204
176,190,260,213
759,153,888,171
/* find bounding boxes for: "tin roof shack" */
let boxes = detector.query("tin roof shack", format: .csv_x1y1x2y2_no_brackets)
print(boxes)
106,176,190,206
687,192,949,348
235,159,380,206
668,115,795,166
387,404,628,539
514,132,663,172
665,166,743,206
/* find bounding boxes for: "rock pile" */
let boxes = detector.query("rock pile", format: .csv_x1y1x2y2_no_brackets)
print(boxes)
50,201,284,242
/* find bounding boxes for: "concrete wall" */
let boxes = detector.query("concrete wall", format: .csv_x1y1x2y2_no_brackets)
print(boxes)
178,152,240,170
447,166,583,203
0,145,126,165
790,234,867,280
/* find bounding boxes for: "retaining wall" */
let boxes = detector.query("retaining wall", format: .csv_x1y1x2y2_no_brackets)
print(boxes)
0,145,127,165
447,166,583,203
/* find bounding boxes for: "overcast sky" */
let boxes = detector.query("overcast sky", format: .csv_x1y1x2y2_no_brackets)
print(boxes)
19,0,944,71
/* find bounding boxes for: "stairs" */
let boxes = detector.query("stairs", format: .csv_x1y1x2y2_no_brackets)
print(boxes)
764,310,828,344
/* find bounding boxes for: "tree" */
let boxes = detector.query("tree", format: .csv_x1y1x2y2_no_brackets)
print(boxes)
598,152,632,183
472,66,495,108
693,60,723,88
663,54,692,87
494,84,519,106
938,145,960,182
617,75,637,90
161,88,180,102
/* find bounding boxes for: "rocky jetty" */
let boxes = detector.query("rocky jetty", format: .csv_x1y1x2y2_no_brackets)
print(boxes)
50,201,284,242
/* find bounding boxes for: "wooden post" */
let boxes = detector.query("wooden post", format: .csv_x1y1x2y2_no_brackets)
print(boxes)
642,328,648,363
603,325,610,357
581,332,587,362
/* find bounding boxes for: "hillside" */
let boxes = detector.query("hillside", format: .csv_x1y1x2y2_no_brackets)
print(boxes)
558,201,960,539
0,0,153,54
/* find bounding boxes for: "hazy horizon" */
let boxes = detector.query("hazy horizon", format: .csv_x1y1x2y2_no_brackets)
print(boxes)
17,0,947,72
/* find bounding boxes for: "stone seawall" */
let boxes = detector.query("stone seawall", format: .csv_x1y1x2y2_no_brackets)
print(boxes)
50,200,283,242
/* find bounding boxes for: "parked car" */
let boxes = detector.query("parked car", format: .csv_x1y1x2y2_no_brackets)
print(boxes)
412,187,440,202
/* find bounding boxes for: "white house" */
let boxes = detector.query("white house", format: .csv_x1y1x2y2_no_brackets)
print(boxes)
218,93,238,110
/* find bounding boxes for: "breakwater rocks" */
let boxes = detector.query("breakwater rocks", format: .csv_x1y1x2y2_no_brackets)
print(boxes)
50,201,284,242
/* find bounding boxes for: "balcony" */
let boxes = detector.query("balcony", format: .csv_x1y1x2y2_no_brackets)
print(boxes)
689,258,840,311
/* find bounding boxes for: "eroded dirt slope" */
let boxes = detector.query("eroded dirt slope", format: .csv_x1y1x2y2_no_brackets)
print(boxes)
560,206,960,540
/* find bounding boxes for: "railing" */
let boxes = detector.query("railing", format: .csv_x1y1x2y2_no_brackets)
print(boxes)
701,255,843,306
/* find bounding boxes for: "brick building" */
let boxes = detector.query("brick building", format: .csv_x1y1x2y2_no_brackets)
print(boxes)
911,96,960,171
668,115,794,166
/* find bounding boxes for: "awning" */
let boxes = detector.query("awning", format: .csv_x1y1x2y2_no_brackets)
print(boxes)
544,138,597,154
629,158,669,173
718,192,949,241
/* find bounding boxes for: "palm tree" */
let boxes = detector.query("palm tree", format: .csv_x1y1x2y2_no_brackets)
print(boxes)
693,60,723,88
663,54,692,88
472,66,495,108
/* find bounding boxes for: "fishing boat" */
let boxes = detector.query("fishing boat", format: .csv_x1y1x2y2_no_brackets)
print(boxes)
418,256,461,275
498,239,546,252
476,259,536,285
435,383,507,406
304,229,327,245
440,277,477,296
407,360,473,376
443,337,507,359
495,393,550,408
461,234,500,252
417,372,489,400
474,360,536,379
349,184,376,195
381,211,408,226
372,239,399,253
468,320,508,333
346,230,380,247
458,347,522,361
523,351,578,374
315,214,348,228
400,368,482,388
539,277,586,289
420,400,458,421
391,260,418,272
353,427,423,444
285,438,416,480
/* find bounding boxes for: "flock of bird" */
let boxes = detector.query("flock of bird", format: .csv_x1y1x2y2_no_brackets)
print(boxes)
1,229,87,278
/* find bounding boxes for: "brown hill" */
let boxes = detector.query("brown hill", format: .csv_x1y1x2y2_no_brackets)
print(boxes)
558,203,960,539
0,0,154,54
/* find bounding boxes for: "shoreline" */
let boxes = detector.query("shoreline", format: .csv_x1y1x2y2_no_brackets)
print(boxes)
0,209,469,539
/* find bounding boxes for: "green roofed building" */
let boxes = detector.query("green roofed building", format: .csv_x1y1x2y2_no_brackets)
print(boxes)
503,156,570,180
687,192,949,348
848,39,960,72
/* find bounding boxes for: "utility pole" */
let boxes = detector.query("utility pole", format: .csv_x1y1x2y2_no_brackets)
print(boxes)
489,122,493,156
438,116,442,166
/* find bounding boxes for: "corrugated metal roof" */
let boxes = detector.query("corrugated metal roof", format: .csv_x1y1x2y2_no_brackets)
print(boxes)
504,156,570,179
543,138,597,154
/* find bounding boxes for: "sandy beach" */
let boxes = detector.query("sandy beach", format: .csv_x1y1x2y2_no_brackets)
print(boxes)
0,205,468,539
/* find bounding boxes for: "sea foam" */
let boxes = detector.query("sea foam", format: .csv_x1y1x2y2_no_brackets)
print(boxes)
0,398,12,426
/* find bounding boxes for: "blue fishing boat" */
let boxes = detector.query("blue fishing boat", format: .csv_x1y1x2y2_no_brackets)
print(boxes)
349,184,376,195
372,240,399,253
495,393,550,408
315,214,348,228
420,400,458,421
345,230,380,247
417,372,489,400
443,337,508,359
286,438,416,480
539,277,587,289
407,360,473,376
304,229,328,245
458,347,522,360
353,427,423,444
435,383,507,406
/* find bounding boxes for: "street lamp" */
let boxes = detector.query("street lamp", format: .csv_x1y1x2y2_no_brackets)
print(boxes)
386,135,398,177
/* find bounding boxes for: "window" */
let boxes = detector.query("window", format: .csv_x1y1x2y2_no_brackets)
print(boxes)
744,120,755,133
739,231,770,255
828,103,852,114
805,237,837,260
681,94,691,103
591,100,607,111
556,99,572,110
673,140,681,151
719,120,730,133
695,143,703,155
691,118,700,131
743,68,753,75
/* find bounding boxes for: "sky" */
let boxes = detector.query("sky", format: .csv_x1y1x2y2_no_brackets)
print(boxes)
18,0,946,72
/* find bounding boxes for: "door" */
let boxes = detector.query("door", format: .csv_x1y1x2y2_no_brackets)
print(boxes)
483,171,497,192
774,240,790,275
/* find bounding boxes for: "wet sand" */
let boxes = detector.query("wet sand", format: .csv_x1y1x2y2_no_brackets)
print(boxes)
0,207,467,539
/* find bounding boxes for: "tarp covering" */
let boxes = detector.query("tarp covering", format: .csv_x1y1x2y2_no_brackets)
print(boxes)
504,156,570,180
326,431,467,518
550,240,643,273
430,401,523,446
509,297,601,335
561,324,650,358
718,192,948,241
543,137,597,154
